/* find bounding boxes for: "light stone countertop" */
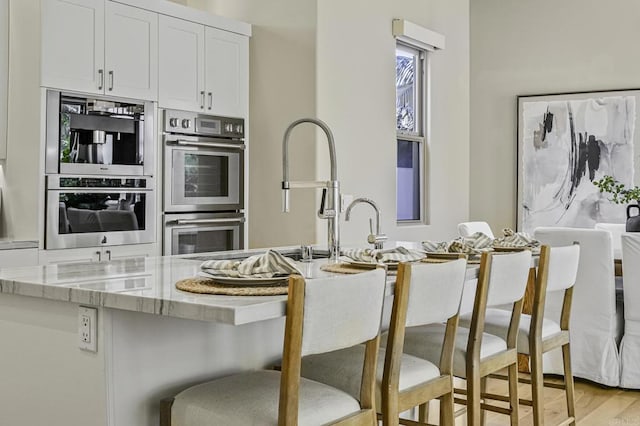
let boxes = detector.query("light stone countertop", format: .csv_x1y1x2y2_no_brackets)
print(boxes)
0,246,479,326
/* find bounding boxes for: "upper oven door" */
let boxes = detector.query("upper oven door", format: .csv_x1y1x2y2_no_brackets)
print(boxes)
164,134,244,212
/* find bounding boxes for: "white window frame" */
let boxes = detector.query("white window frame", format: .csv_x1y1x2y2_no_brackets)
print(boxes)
393,19,444,225
396,42,426,223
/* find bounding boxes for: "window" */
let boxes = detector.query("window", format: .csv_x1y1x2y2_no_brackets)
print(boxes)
396,43,425,222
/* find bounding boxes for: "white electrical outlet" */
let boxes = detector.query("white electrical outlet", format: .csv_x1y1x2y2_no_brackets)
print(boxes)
78,306,97,352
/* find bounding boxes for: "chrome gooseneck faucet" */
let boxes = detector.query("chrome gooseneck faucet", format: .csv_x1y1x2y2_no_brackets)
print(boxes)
345,198,387,249
281,118,340,261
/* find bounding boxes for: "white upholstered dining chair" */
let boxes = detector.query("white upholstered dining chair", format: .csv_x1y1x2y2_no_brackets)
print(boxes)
462,244,581,425
594,223,625,257
621,233,640,388
300,259,468,425
403,250,532,425
160,269,387,426
457,221,495,239
534,227,621,387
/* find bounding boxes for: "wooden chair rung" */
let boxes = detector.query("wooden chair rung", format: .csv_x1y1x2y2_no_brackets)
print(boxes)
557,416,576,426
480,401,513,416
398,417,436,426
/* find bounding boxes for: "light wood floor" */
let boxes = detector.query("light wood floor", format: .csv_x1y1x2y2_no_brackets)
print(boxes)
424,376,640,425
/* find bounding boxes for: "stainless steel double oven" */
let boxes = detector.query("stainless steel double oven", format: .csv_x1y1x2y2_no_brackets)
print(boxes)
162,109,245,255
45,90,156,250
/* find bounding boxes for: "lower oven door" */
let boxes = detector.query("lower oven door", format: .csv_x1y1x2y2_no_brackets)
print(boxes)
164,135,244,212
46,177,156,249
163,213,245,255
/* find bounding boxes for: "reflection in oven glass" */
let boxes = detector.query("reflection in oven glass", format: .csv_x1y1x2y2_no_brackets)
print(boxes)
59,193,146,234
184,153,229,198
177,229,233,254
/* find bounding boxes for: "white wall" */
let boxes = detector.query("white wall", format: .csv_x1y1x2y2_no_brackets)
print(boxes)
0,294,107,426
0,0,7,161
470,0,640,231
1,0,40,240
188,0,318,249
317,0,470,245
195,0,470,247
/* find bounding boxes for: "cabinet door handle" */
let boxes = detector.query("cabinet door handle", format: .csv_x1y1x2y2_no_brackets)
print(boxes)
98,69,104,90
105,250,112,261
200,91,205,109
108,71,114,91
208,92,213,110
95,251,102,262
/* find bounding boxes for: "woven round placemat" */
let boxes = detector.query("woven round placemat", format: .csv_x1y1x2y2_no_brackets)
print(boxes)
175,277,288,296
422,257,481,264
320,263,376,274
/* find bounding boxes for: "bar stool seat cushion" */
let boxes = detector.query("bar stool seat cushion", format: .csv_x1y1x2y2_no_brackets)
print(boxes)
459,309,561,355
171,370,361,426
400,323,507,378
301,344,440,407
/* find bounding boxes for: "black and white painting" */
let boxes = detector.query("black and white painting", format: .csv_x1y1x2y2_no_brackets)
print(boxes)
517,90,640,233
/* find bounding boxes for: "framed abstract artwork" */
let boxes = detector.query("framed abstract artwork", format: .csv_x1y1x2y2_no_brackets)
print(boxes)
517,89,640,233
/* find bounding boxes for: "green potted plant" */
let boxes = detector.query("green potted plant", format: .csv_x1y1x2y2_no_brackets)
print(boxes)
593,175,640,231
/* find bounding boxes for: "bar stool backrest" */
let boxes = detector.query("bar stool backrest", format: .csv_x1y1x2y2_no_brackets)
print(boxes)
486,250,532,307
300,268,387,357
405,259,467,327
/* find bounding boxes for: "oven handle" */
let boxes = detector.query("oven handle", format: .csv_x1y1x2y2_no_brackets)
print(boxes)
170,140,246,150
169,218,246,226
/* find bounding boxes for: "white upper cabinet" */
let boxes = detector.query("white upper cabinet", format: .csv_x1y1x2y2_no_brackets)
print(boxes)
41,0,158,101
204,27,248,118
105,2,158,100
41,0,105,95
159,16,248,118
158,15,205,112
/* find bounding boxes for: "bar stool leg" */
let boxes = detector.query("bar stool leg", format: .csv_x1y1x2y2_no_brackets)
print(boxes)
562,343,576,426
508,363,520,425
440,392,454,425
480,377,488,426
418,402,429,424
530,345,544,426
467,372,482,426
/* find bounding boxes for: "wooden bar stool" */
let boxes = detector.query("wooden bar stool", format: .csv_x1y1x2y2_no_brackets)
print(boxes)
300,259,468,425
473,244,580,425
159,268,387,426
403,250,532,426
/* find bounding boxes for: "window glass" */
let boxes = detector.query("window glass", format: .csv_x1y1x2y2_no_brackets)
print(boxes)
397,140,421,221
396,47,417,133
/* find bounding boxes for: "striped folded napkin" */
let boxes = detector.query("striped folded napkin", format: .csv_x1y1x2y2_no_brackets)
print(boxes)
492,228,540,248
422,231,493,254
200,250,302,278
342,246,426,264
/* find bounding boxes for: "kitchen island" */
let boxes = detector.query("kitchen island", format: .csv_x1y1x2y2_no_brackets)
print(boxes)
0,250,478,426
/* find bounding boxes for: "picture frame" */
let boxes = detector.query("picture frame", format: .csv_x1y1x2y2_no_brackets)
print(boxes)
517,89,640,233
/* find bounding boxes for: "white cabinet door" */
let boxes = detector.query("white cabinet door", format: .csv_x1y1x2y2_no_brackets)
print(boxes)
204,27,248,118
39,247,102,265
103,243,157,261
105,2,158,101
41,0,104,94
159,15,205,112
39,244,156,265
0,249,38,268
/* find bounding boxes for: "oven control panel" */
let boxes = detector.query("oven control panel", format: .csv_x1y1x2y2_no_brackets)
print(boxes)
164,110,244,139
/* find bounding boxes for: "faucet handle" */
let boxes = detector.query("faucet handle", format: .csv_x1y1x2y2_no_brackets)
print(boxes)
368,233,388,249
318,187,336,219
